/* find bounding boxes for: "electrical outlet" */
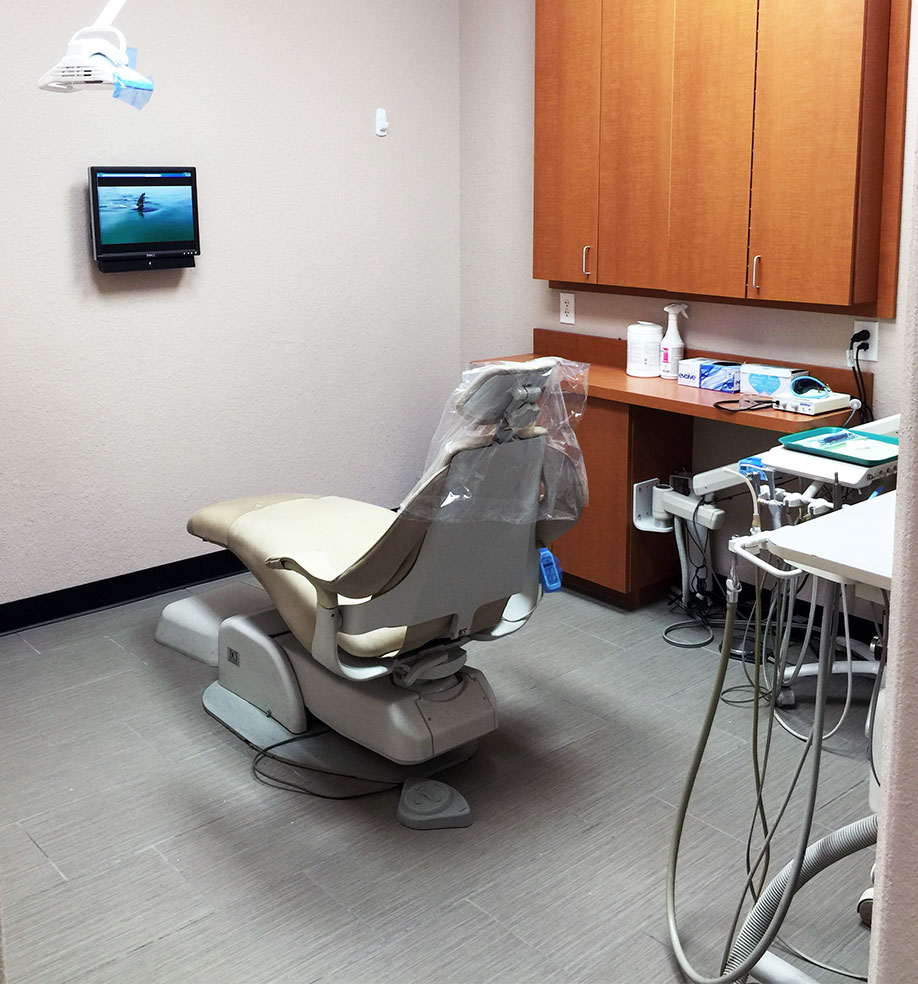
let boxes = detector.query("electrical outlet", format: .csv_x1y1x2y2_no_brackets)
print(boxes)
851,320,879,363
560,292,575,325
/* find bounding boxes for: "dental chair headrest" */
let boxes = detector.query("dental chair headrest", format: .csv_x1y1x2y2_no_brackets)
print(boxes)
456,359,557,431
398,357,590,530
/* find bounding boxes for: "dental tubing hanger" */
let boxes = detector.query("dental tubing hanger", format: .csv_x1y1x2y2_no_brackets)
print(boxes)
660,303,689,380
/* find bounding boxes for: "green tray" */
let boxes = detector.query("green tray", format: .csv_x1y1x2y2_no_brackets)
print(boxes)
778,427,899,466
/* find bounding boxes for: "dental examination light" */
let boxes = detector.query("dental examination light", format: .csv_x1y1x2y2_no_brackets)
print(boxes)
38,0,153,109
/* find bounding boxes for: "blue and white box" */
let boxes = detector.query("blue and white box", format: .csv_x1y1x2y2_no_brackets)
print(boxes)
741,364,807,398
677,357,706,387
678,358,741,392
699,361,741,393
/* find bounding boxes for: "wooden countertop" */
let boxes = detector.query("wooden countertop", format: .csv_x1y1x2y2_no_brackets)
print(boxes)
518,328,875,435
571,361,851,432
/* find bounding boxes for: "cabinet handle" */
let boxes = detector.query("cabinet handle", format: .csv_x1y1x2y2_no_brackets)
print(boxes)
582,245,592,277
752,254,762,290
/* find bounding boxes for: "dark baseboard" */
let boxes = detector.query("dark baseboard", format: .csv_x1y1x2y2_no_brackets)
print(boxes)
560,573,672,611
0,551,245,635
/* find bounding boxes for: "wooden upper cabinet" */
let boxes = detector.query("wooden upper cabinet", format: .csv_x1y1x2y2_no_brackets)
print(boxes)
533,0,899,312
666,0,758,298
596,0,674,289
533,0,602,283
748,0,891,305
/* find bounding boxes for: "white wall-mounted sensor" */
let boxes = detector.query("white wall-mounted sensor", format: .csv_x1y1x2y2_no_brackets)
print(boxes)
376,108,389,137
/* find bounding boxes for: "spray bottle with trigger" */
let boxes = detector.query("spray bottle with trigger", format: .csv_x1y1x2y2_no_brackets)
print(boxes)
660,302,689,380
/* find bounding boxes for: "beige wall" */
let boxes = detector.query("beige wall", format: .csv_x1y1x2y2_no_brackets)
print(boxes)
3,1,461,602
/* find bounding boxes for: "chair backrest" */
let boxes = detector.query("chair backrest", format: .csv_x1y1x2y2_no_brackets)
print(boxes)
340,435,548,640
332,358,587,644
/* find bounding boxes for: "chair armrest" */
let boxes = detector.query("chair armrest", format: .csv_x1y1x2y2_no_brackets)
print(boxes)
266,551,342,605
264,554,390,682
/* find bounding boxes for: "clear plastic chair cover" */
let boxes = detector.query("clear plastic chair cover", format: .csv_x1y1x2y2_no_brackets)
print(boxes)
399,357,589,524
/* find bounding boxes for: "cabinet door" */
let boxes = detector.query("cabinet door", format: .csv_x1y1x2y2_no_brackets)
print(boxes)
550,399,630,593
533,0,602,283
667,0,758,297
747,0,883,304
596,0,674,289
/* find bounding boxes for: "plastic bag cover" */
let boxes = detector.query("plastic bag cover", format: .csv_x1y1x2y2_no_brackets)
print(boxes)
400,357,589,524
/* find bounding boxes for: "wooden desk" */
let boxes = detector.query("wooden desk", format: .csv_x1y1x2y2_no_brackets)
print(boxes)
523,329,874,607
533,329,869,432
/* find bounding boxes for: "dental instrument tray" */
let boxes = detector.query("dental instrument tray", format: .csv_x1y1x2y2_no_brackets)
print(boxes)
778,427,899,466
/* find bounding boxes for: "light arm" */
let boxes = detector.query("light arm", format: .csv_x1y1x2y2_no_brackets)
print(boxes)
93,0,128,29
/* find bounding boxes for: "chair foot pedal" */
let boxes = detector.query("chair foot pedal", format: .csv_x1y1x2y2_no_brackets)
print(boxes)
397,779,472,829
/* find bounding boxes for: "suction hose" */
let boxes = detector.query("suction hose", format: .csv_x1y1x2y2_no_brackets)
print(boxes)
724,814,878,980
667,579,832,984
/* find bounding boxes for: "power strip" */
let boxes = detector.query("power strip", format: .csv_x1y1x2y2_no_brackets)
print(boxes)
773,392,852,415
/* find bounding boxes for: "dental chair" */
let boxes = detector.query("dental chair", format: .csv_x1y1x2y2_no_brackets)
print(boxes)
156,358,588,812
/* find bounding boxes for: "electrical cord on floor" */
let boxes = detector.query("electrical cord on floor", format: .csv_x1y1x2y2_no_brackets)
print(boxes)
663,576,716,647
664,508,717,648
252,735,399,800
663,600,720,649
719,684,772,707
663,617,716,648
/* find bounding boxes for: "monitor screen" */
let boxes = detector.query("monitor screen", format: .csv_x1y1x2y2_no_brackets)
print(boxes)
88,166,200,261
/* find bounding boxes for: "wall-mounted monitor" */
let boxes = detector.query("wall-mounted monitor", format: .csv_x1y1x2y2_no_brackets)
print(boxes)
88,166,200,272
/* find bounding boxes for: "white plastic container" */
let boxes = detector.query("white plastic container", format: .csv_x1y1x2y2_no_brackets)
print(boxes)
626,322,663,377
660,303,689,379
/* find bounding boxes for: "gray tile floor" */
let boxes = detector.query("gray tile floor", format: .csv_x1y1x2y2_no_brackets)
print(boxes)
0,580,875,983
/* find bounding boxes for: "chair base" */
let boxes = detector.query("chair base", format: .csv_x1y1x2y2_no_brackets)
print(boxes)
203,679,478,785
155,580,276,666
157,583,498,766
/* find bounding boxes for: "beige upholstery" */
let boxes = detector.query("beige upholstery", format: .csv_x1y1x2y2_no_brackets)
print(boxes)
197,495,410,658
188,493,319,546
186,361,586,670
189,483,513,660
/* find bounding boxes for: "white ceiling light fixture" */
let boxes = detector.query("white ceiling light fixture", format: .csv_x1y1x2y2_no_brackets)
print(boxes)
38,0,153,109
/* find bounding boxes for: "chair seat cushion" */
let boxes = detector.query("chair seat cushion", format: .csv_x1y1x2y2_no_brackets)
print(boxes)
188,494,318,547
227,496,399,584
194,495,449,660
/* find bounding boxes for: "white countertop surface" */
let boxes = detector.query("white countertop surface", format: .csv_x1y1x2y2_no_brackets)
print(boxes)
764,491,895,590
